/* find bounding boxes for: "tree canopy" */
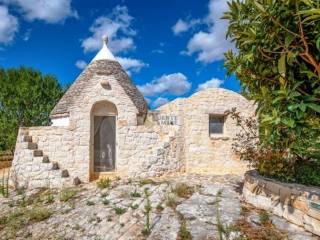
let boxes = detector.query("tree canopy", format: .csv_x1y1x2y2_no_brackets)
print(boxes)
0,67,64,152
224,0,320,184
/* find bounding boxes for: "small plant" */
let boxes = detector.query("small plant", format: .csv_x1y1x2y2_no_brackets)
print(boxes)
0,169,9,197
102,199,110,205
178,219,192,240
130,189,141,198
259,210,270,225
107,216,112,222
59,188,77,202
114,206,126,215
172,183,193,198
142,188,152,236
28,207,52,222
139,179,155,186
131,204,139,210
45,193,55,204
156,204,164,212
166,195,178,209
86,200,95,206
115,176,121,181
96,177,111,189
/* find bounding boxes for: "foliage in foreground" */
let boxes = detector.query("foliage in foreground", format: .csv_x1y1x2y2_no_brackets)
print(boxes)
224,0,320,184
0,67,65,152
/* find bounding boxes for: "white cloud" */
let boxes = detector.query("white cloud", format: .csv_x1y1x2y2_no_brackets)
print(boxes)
172,19,189,35
172,18,201,35
0,6,18,44
197,78,224,91
75,60,88,69
1,0,77,23
176,0,235,63
138,73,191,97
116,57,147,73
152,97,169,108
81,6,136,54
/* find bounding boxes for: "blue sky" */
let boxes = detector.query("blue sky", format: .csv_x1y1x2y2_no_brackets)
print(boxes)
0,0,239,108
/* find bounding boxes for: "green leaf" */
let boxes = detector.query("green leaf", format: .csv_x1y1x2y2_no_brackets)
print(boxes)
285,35,294,48
278,53,286,77
306,103,320,113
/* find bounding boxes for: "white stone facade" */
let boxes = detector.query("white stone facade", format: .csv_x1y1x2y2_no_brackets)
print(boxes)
10,87,255,189
10,40,256,189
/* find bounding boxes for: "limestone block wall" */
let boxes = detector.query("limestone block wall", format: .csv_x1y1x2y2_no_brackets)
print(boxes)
159,88,256,175
243,170,320,236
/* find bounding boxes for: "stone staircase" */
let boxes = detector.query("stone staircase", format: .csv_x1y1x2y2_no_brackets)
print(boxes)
16,131,71,189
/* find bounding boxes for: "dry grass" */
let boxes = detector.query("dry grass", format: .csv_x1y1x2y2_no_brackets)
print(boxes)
172,183,194,198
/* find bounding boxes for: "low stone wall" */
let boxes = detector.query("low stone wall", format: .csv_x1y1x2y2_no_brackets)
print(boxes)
243,170,320,236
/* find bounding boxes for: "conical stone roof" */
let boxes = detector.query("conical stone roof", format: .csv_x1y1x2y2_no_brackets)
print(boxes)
50,36,148,118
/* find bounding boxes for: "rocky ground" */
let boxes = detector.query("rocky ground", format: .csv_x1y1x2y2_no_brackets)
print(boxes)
0,174,318,240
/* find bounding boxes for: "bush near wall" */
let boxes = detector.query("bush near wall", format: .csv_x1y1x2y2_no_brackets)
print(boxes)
0,67,65,153
224,1,320,186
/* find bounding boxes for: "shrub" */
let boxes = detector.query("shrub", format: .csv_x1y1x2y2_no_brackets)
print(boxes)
224,0,320,185
96,177,111,189
59,188,77,202
28,207,52,222
172,183,194,198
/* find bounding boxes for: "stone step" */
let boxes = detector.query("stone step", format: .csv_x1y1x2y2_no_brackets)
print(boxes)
42,155,50,163
27,142,38,150
33,149,43,157
61,169,69,178
51,162,59,170
23,135,32,142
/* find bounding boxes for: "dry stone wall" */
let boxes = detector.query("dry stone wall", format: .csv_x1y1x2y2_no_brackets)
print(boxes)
159,88,255,175
243,170,320,236
11,86,256,189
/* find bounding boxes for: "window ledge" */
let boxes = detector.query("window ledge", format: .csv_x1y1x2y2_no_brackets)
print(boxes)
210,135,230,140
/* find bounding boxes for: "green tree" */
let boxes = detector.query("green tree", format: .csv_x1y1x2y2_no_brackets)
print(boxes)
224,0,320,184
0,67,64,152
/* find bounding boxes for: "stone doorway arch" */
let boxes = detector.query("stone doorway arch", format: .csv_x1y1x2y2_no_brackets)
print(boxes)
90,101,118,180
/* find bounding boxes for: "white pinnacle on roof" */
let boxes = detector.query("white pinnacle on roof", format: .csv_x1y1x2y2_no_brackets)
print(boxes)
92,35,117,62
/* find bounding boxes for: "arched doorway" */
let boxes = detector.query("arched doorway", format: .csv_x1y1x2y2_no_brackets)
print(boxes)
91,101,117,175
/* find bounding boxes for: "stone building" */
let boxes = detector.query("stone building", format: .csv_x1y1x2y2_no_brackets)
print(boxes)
10,37,255,189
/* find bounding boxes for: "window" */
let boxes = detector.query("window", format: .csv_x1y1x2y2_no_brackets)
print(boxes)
209,115,224,134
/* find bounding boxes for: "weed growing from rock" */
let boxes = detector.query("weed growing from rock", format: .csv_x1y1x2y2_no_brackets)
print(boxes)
59,188,77,202
178,219,192,240
96,177,111,189
172,183,193,198
130,189,141,198
142,188,152,236
131,204,139,210
259,210,271,225
114,206,126,215
156,204,164,212
28,207,52,222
